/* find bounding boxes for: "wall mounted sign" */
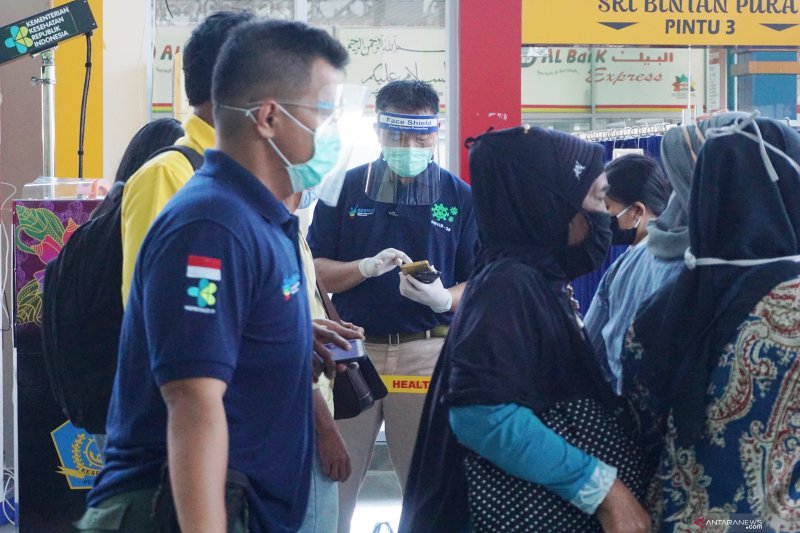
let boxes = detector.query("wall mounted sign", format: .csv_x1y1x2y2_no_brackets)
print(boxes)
0,0,96,65
335,27,446,108
522,0,799,46
152,26,447,116
522,47,706,113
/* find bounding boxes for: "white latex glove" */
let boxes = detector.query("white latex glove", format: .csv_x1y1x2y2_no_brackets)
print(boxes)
399,272,453,313
358,248,411,278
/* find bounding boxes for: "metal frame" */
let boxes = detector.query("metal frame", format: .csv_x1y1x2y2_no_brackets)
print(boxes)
575,122,676,142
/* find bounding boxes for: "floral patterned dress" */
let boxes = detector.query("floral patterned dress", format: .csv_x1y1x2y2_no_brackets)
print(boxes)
624,278,800,533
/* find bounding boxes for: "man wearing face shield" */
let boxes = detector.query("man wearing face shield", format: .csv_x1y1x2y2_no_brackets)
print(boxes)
80,20,364,533
308,80,478,532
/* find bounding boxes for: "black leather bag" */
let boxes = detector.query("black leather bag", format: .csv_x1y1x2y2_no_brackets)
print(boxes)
316,280,388,420
332,354,388,420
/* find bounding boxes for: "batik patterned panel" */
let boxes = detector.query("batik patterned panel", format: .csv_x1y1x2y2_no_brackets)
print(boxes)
630,278,800,532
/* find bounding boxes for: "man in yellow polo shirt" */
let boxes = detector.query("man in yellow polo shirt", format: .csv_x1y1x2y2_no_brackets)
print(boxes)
121,10,254,305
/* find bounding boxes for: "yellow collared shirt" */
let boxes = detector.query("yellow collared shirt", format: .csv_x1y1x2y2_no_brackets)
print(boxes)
120,114,215,306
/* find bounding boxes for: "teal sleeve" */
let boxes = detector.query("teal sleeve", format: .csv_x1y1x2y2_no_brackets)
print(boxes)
449,403,616,513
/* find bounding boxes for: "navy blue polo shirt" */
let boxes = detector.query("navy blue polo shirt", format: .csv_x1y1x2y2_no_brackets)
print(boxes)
308,161,477,334
89,150,313,533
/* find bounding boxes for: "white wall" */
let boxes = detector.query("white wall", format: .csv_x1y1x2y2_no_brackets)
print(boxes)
102,0,151,181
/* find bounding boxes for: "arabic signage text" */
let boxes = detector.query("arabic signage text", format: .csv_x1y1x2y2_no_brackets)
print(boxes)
151,27,447,114
337,28,446,107
522,0,800,46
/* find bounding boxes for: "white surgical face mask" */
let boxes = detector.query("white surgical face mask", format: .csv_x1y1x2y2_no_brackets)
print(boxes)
685,111,800,270
684,247,800,269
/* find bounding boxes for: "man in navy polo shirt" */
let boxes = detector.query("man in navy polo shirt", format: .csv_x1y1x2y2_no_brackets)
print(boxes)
79,20,361,533
308,80,478,532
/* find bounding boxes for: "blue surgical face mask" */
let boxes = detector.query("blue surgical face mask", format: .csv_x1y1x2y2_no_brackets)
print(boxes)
298,189,317,210
382,146,433,178
218,102,341,193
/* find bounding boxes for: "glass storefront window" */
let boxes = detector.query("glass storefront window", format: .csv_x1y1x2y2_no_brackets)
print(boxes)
308,0,444,27
151,0,449,166
153,0,294,25
522,44,800,134
309,0,448,168
522,44,702,133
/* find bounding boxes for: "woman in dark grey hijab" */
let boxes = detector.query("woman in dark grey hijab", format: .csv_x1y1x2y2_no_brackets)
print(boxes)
647,113,746,260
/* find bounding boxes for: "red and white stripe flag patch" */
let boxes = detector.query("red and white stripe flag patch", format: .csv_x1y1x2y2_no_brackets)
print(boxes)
186,255,221,281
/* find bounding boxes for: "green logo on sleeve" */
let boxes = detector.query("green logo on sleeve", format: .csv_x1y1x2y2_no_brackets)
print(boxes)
187,279,218,308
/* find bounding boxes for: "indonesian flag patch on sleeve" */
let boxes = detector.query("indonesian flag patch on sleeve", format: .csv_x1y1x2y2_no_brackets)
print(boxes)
185,255,221,314
186,255,222,281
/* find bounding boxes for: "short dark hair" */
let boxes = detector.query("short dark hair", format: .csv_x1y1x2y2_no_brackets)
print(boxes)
375,80,439,115
605,154,671,216
115,118,184,183
212,19,348,113
183,10,255,106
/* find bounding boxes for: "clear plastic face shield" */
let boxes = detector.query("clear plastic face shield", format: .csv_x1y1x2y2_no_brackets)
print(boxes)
365,111,441,205
305,84,369,205
219,84,368,206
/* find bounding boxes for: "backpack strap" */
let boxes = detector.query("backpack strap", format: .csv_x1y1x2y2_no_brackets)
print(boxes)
147,144,204,170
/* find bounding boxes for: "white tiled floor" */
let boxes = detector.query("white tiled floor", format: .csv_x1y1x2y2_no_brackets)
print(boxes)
350,500,401,533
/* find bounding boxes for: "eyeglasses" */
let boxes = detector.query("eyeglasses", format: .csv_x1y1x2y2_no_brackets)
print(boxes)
382,130,438,147
277,101,343,122
224,100,342,130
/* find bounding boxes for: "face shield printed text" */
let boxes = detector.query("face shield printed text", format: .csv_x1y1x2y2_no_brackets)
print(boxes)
377,112,439,134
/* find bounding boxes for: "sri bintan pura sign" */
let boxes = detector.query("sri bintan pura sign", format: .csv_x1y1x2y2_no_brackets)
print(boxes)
523,0,799,46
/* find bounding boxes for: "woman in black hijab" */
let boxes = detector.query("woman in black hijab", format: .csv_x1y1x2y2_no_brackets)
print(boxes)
624,115,800,531
399,126,652,533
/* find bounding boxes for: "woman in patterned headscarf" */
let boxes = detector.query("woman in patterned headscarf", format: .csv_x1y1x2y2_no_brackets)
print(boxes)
624,114,800,531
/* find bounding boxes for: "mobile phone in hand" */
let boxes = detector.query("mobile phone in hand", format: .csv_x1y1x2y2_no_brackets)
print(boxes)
324,338,366,363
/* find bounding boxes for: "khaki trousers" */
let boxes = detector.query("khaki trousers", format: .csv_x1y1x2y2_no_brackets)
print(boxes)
336,337,443,533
